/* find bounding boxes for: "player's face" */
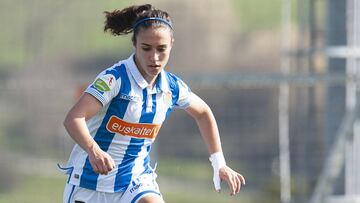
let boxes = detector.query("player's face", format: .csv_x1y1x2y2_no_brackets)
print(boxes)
134,26,173,83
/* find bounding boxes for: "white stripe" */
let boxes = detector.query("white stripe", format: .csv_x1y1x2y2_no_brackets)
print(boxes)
123,72,144,123
153,93,168,124
86,104,109,136
67,104,110,187
97,135,131,192
67,146,88,186
131,144,149,176
146,88,153,113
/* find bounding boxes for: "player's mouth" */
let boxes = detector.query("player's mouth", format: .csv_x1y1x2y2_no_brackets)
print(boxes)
148,64,162,71
148,64,161,68
147,64,162,74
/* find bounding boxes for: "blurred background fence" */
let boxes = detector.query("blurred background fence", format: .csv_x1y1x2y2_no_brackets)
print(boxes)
0,0,359,203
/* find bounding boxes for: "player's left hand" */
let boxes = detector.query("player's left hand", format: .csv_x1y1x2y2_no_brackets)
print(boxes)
219,166,245,195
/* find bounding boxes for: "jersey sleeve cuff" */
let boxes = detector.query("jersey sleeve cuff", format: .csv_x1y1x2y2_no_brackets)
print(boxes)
85,88,107,106
175,98,191,109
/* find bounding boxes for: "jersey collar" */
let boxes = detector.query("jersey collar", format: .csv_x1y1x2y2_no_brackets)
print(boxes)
126,53,170,93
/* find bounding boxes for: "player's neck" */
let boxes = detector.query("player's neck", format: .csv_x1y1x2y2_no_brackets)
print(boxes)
145,76,157,89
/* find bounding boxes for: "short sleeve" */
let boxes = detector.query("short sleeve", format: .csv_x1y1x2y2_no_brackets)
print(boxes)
174,78,192,109
85,67,121,106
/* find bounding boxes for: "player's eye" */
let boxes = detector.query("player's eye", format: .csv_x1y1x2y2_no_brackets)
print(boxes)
142,47,151,51
157,46,167,52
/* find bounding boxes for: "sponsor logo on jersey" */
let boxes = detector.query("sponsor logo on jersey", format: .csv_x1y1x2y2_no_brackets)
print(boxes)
94,74,116,92
106,116,162,139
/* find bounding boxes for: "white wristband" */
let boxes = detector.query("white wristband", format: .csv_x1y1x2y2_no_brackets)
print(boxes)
209,151,226,191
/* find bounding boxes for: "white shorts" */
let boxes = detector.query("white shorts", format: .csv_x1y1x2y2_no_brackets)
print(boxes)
63,173,162,203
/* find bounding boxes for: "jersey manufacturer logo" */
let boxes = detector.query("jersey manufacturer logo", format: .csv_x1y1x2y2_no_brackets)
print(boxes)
106,116,162,139
129,182,143,193
94,74,116,92
119,93,139,102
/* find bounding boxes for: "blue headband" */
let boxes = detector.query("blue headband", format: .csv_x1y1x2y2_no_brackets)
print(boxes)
133,17,173,30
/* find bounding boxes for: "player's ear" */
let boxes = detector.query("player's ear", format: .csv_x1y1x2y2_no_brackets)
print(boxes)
170,38,174,47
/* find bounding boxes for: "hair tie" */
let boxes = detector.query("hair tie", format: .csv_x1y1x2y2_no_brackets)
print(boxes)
133,17,173,30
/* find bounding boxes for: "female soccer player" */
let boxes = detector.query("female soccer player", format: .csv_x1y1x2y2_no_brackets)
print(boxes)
61,4,245,203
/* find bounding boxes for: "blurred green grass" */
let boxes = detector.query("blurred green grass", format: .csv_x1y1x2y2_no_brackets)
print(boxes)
0,0,133,69
0,173,64,203
0,158,252,203
230,0,283,31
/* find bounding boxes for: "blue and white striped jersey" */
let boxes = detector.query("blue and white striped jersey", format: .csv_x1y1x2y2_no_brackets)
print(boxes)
64,54,191,193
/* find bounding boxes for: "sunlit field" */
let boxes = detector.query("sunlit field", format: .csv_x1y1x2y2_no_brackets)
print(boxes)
0,159,253,203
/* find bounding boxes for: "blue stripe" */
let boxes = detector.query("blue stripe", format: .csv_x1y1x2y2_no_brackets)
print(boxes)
79,64,130,191
67,185,76,203
165,72,180,118
114,88,158,192
142,94,157,173
131,190,161,203
105,64,123,80
140,92,157,173
139,90,157,123
140,89,148,121
114,138,145,192
143,145,152,173
155,73,162,92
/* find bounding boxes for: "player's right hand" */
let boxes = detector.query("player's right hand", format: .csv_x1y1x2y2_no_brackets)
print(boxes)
88,144,115,175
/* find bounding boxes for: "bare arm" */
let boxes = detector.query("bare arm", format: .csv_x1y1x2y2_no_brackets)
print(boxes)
184,93,222,154
185,92,245,195
63,93,115,175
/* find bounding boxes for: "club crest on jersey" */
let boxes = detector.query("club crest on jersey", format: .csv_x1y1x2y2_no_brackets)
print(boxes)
164,92,172,106
94,74,116,92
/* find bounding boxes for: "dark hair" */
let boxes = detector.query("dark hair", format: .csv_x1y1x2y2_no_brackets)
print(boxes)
104,4,173,43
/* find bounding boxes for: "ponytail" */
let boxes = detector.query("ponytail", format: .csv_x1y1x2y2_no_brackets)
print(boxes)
104,4,152,36
104,4,173,42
